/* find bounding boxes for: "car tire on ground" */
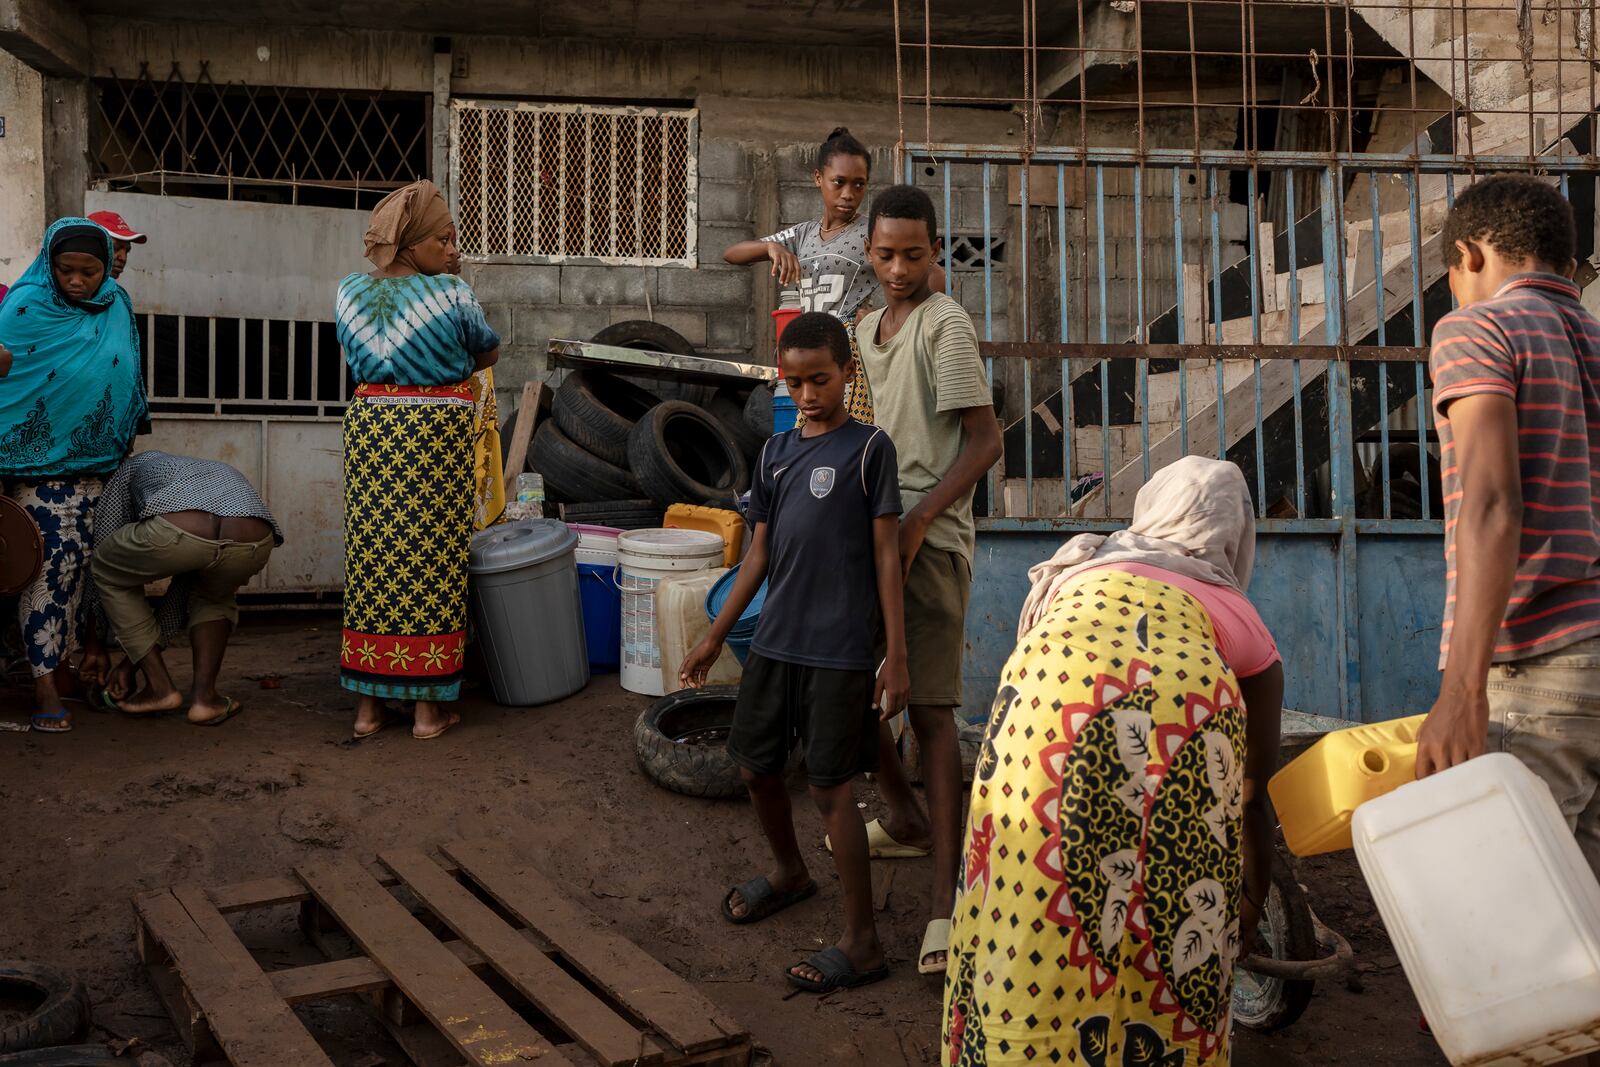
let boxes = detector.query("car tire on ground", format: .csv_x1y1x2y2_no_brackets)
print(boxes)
558,499,665,530
529,421,639,503
634,687,747,798
627,401,750,509
705,389,766,460
0,1047,173,1067
1233,850,1318,1032
590,321,715,408
742,385,772,438
0,962,89,1053
553,370,661,466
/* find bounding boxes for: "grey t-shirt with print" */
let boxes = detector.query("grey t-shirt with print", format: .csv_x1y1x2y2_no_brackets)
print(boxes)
762,215,880,322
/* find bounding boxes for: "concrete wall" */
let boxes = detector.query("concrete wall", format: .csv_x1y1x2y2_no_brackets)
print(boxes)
0,47,44,281
81,22,1019,407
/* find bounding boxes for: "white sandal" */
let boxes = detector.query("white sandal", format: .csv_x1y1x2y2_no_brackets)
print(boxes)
919,918,952,975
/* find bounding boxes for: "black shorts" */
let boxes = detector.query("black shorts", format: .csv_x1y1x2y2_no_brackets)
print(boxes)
727,651,880,788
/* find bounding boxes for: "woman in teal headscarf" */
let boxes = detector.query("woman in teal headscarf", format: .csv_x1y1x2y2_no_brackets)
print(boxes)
0,218,147,732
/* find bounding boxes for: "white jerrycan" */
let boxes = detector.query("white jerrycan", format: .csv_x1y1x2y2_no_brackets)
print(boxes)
1352,753,1600,1066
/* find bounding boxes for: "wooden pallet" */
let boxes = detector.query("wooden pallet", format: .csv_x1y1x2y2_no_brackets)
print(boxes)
134,838,751,1067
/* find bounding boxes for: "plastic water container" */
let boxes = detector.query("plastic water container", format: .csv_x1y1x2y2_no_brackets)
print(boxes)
570,524,621,673
772,382,797,434
1269,713,1425,856
705,564,768,665
665,503,744,567
656,567,743,691
617,529,725,696
1352,753,1600,1066
468,519,589,705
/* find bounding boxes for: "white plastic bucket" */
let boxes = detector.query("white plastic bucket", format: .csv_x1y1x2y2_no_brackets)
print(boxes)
570,523,622,568
617,528,725,696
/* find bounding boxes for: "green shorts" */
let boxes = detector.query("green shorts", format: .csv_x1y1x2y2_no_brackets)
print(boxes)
901,546,972,708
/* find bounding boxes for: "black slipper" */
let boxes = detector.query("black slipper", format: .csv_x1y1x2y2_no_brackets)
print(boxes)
720,876,817,925
785,946,890,993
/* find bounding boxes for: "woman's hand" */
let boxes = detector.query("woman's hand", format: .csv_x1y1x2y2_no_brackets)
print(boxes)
78,643,110,687
679,636,724,690
765,242,802,287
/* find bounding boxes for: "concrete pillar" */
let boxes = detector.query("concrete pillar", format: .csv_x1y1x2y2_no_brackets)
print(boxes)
432,42,451,199
0,47,45,280
750,147,778,365
42,74,86,221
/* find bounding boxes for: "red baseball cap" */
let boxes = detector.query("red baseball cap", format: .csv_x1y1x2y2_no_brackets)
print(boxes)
87,210,148,244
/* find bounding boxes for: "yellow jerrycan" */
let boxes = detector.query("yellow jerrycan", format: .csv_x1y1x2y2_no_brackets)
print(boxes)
1269,713,1425,856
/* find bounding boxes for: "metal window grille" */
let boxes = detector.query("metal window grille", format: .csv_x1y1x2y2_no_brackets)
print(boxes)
452,100,698,264
139,313,350,417
92,64,429,209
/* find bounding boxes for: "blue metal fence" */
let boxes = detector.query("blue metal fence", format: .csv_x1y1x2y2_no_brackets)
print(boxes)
905,148,1598,722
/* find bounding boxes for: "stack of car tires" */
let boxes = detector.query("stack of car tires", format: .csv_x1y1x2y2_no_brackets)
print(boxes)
523,322,765,528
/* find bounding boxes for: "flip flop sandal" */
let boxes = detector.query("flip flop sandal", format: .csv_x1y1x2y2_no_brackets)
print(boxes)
918,918,952,976
192,697,244,727
29,708,72,733
825,818,933,859
413,713,461,740
785,947,890,994
720,876,818,925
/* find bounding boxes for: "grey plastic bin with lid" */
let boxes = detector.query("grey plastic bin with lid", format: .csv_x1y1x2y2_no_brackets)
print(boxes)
469,518,590,705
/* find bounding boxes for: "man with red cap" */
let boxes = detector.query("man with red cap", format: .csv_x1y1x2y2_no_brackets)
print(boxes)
87,210,148,280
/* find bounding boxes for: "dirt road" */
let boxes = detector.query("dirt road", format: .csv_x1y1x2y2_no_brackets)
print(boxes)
0,615,1446,1065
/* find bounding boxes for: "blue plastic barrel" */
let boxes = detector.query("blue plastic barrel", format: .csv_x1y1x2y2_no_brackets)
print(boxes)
577,563,622,672
772,383,797,433
706,565,768,665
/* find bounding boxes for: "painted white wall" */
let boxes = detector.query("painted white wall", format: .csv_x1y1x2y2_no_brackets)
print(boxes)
83,190,371,321
0,49,46,286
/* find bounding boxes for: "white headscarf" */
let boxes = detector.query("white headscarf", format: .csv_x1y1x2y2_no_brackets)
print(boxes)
1016,456,1256,638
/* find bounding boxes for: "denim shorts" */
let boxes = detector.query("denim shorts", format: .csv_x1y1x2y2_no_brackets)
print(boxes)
1488,636,1600,879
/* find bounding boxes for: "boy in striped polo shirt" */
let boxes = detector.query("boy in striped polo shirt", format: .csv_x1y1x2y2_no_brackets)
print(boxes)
1416,175,1600,879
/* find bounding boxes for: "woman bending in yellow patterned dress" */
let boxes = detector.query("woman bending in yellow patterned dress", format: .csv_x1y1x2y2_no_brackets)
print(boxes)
943,457,1283,1067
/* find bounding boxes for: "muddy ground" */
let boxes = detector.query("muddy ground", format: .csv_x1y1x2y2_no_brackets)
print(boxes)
0,614,1447,1066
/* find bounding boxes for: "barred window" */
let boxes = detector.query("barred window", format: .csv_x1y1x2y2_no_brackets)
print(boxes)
452,100,698,264
92,66,429,210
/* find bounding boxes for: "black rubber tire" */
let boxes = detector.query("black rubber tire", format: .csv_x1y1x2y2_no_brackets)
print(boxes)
529,420,639,503
553,370,661,467
634,687,747,798
627,401,750,509
743,384,773,438
0,1047,151,1066
590,320,715,408
0,962,89,1053
558,499,665,531
705,389,767,460
1233,850,1318,1033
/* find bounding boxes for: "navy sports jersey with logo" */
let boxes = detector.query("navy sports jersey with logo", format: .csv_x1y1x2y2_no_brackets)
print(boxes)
744,419,902,669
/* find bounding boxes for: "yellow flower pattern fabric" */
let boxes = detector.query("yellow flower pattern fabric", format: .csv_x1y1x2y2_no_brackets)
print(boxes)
468,368,506,531
339,384,474,701
944,568,1247,1067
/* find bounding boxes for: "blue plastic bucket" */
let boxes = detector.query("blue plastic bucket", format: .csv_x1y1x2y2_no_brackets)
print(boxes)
577,562,622,672
706,565,767,665
772,392,797,433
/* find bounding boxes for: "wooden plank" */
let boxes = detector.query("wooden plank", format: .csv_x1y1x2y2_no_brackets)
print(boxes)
295,855,563,1067
382,848,656,1067
441,839,743,1056
501,380,543,496
269,956,395,1004
135,889,335,1067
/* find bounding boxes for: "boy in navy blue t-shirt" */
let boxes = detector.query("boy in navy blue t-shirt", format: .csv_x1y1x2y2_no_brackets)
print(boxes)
681,311,909,993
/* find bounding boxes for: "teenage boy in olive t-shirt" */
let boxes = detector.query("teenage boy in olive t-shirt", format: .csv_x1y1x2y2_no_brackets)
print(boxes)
853,184,1003,975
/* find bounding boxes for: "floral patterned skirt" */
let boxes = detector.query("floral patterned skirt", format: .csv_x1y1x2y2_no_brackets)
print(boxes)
339,384,473,702
13,476,103,678
944,568,1247,1067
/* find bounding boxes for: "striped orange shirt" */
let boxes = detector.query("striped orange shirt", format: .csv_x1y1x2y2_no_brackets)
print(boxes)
1430,273,1600,667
